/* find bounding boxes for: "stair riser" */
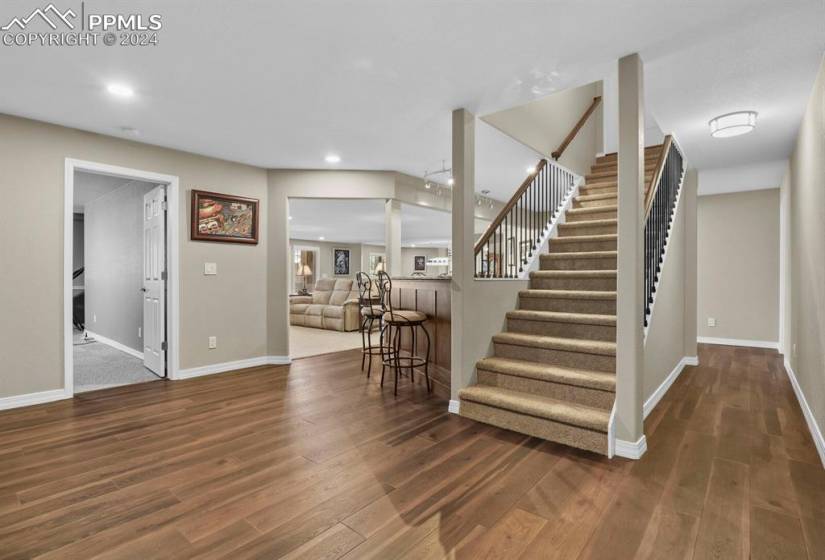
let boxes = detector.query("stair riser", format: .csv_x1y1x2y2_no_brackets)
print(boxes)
519,296,617,315
558,224,617,237
591,162,657,174
494,341,615,372
506,317,617,342
596,153,661,165
549,239,617,253
540,255,617,271
587,172,653,183
529,275,616,291
566,209,617,222
573,197,617,209
459,401,607,455
476,369,614,409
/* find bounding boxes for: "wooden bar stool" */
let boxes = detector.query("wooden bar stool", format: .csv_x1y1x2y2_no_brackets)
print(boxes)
375,271,432,396
356,272,388,377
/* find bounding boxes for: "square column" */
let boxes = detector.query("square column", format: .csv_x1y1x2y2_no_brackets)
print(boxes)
615,53,645,448
384,199,402,277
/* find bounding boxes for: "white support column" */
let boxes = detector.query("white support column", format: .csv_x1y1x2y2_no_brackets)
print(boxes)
450,108,475,402
682,168,698,359
384,199,402,277
615,53,645,451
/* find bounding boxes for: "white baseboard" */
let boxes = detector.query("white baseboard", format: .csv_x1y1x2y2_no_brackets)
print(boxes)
176,355,291,380
784,359,825,469
85,330,144,360
643,356,698,418
615,435,647,459
0,389,70,411
697,336,778,350
448,399,460,414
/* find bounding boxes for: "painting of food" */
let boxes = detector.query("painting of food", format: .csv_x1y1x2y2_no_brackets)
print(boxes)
191,190,259,244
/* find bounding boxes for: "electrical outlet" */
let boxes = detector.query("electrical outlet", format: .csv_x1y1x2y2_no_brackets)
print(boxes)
208,336,217,349
707,317,716,327
204,262,217,275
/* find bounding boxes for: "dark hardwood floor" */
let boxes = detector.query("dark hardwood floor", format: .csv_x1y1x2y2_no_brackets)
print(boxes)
0,344,823,559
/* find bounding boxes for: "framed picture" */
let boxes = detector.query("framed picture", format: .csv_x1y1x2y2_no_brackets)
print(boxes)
414,255,426,271
333,248,351,276
191,190,259,244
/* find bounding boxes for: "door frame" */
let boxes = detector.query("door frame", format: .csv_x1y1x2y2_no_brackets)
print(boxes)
64,158,181,397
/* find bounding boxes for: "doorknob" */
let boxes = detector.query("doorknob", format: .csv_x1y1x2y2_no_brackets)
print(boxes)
140,287,147,292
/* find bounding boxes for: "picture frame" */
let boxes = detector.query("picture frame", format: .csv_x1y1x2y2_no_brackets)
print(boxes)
414,255,426,271
191,190,259,244
333,248,351,276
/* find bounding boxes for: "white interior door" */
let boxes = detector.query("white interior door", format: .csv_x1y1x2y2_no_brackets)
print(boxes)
143,185,166,376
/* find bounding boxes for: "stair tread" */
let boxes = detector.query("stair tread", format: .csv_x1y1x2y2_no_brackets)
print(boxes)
575,193,617,202
477,357,616,391
551,234,616,243
493,331,617,356
558,218,617,228
541,250,617,259
566,205,617,214
459,385,610,431
506,309,617,326
530,269,616,277
520,288,617,300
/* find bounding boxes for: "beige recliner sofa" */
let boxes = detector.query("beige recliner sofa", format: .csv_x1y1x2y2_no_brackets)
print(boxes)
289,278,361,331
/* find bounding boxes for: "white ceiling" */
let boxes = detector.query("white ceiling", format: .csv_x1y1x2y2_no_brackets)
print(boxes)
2,1,823,200
288,198,489,247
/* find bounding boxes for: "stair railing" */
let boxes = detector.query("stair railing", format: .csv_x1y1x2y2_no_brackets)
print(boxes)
552,96,602,160
474,158,577,278
643,135,685,326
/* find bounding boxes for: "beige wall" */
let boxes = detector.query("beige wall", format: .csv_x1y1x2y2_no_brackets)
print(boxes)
783,55,825,451
482,81,602,177
697,189,780,343
0,114,269,398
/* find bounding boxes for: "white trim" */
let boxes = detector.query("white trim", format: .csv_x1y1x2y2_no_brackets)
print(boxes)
64,159,181,396
607,402,616,458
784,359,825,468
643,356,698,418
448,399,460,414
176,356,291,380
84,330,143,360
0,389,71,411
615,435,647,459
697,336,778,350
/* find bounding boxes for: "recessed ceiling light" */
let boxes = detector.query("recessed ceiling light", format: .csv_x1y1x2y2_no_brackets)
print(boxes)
288,216,293,220
106,83,134,98
526,166,536,174
410,244,416,247
319,236,325,240
447,177,455,186
324,154,341,164
119,126,139,136
709,111,757,138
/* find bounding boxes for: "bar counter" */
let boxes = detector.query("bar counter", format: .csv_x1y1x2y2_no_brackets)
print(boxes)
389,277,451,398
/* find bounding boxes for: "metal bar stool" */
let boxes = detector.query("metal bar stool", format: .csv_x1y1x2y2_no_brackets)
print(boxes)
356,272,388,377
375,271,432,396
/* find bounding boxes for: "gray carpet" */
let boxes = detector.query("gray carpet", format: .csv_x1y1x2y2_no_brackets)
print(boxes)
74,332,160,393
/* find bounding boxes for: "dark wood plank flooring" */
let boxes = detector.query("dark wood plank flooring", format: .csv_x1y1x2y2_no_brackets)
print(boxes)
0,344,822,559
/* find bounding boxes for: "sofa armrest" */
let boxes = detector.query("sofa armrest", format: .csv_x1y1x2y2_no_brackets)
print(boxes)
290,295,312,305
343,298,360,306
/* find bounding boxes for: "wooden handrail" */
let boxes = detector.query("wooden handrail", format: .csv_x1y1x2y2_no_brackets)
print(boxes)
473,158,547,253
551,96,602,160
644,135,673,217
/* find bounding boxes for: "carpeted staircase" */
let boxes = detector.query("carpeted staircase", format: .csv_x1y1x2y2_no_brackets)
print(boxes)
459,146,663,455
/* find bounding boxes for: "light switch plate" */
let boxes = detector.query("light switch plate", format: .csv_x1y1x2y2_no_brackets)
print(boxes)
208,336,217,349
204,262,217,275
707,317,716,327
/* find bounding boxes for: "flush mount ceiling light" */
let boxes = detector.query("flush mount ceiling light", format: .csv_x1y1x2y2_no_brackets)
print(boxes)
526,166,536,174
324,154,341,164
709,111,757,138
319,236,325,240
106,83,134,98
